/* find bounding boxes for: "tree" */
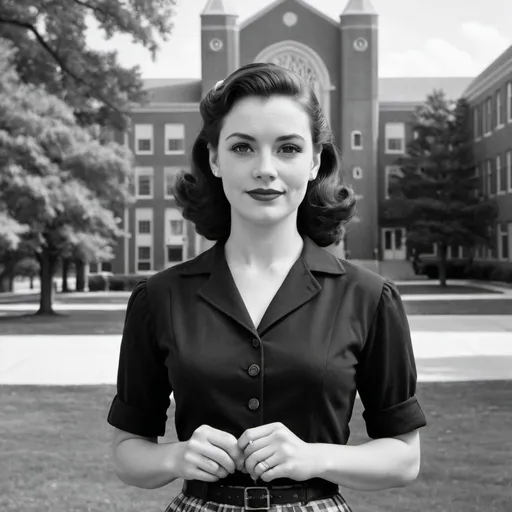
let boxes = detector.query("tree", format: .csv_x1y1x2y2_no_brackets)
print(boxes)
0,40,134,313
383,90,499,286
0,0,177,129
0,211,30,291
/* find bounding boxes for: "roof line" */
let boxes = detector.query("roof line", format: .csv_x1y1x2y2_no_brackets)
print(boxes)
239,0,338,30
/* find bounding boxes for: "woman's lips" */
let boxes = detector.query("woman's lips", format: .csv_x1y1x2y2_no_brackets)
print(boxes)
247,191,284,202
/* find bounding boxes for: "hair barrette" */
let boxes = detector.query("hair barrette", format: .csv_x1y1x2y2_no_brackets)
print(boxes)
214,80,224,91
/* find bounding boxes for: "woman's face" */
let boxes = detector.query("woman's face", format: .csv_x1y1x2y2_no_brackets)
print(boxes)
208,95,321,230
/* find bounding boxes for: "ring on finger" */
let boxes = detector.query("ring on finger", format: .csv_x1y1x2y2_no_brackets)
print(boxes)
260,460,271,470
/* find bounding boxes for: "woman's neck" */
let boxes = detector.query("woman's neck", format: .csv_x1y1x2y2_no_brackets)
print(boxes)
225,216,304,271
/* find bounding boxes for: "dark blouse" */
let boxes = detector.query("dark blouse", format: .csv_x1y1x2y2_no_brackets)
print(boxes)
107,236,427,486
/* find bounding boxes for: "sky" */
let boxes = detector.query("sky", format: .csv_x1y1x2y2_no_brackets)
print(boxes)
85,0,512,80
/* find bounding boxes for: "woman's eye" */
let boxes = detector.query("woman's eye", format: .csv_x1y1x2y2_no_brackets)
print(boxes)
231,143,252,153
280,144,301,154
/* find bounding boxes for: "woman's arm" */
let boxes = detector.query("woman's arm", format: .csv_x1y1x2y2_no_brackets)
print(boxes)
308,430,421,491
111,428,183,489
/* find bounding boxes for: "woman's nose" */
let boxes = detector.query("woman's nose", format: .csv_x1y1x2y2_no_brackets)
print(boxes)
253,151,278,179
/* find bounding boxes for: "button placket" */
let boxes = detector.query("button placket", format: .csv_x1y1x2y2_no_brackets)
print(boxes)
248,338,262,412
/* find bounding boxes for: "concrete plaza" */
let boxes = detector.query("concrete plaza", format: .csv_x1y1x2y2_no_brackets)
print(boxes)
1,314,511,385
1,280,511,385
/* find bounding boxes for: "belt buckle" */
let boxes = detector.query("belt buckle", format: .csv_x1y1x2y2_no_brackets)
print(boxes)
244,486,271,511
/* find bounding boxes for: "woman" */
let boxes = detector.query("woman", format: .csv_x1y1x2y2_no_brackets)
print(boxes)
107,62,427,512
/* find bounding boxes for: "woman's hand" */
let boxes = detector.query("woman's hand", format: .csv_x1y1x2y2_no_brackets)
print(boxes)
174,425,245,482
238,422,315,482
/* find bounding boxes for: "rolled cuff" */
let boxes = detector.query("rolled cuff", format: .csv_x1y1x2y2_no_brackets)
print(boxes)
362,395,427,439
107,395,168,438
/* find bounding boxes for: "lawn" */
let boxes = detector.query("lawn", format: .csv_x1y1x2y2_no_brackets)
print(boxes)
396,284,501,295
1,294,512,336
0,311,126,335
403,300,512,315
0,381,510,512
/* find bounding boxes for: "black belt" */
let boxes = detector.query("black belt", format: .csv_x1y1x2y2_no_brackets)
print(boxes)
182,479,338,509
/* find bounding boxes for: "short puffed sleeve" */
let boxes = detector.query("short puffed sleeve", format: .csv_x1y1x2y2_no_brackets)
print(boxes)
356,280,427,439
107,279,172,437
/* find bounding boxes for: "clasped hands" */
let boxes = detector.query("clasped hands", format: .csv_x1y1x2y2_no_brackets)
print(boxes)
178,422,315,483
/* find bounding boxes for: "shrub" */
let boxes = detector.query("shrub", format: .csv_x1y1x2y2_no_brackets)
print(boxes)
418,259,512,283
88,273,148,291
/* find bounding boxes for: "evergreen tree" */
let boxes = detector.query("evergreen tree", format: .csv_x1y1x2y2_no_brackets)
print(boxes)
383,89,499,286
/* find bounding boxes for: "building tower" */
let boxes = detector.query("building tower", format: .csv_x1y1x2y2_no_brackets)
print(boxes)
200,0,240,97
339,0,379,270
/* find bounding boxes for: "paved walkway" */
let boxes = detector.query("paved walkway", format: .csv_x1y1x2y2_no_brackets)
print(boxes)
1,324,511,385
1,280,511,385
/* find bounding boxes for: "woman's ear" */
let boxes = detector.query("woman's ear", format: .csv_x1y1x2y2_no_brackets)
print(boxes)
310,145,322,181
207,143,220,178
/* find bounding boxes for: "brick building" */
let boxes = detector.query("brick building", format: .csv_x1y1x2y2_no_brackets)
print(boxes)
91,0,512,276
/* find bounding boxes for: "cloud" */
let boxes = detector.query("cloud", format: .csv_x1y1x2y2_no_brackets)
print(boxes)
381,38,475,77
380,23,511,78
460,21,510,53
459,21,510,72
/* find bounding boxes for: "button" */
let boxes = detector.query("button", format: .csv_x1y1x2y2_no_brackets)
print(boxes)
248,398,260,411
252,339,260,348
248,364,260,377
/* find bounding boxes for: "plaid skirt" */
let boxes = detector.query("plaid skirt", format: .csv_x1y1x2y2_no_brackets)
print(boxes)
164,490,353,512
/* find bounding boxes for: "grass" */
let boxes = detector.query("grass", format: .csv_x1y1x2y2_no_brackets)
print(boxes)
0,311,126,335
403,300,512,315
396,284,501,295
0,292,131,305
0,381,511,512
1,293,512,336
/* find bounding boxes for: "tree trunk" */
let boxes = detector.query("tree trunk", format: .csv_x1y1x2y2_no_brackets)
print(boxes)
30,275,34,289
37,250,57,315
0,274,8,293
8,275,14,292
75,259,85,292
438,244,448,287
62,258,70,293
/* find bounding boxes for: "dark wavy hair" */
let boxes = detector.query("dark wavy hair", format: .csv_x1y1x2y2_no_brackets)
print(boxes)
172,62,356,247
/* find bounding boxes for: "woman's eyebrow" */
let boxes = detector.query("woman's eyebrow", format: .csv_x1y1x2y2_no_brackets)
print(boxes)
225,133,305,142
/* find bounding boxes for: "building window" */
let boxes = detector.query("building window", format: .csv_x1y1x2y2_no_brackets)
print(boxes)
138,220,151,234
486,160,493,196
165,208,186,265
496,89,503,128
384,165,404,199
352,166,363,180
135,167,153,198
496,155,504,194
135,208,153,272
165,124,185,154
385,123,405,153
474,163,480,198
498,224,509,261
507,150,512,192
135,124,153,154
164,167,184,198
90,261,112,273
484,97,492,136
137,246,152,271
473,107,480,140
507,82,512,123
351,131,363,150
481,161,487,196
101,262,112,272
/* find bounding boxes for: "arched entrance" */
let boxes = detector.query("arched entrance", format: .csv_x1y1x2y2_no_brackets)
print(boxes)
254,40,334,125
